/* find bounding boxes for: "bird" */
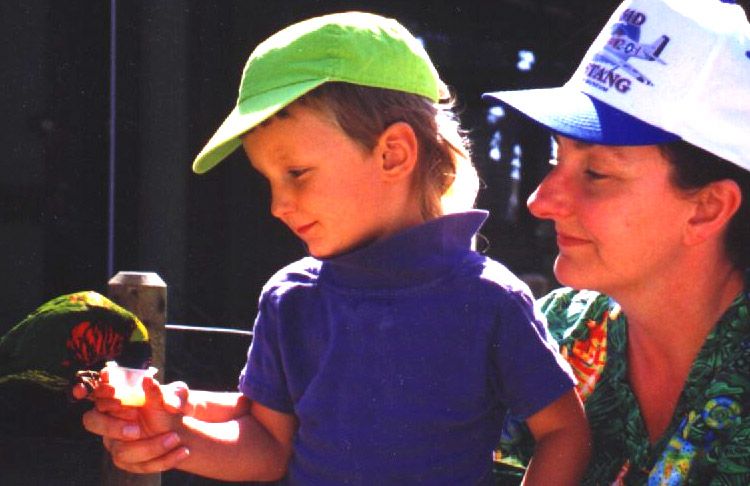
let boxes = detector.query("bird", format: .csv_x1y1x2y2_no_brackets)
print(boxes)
0,291,151,438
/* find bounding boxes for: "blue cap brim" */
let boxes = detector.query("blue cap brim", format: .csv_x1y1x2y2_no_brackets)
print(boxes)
482,87,680,145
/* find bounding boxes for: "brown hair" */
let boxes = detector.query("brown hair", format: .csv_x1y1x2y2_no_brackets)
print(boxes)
660,141,750,270
296,82,478,220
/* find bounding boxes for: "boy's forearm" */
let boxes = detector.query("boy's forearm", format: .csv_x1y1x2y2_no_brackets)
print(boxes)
173,413,292,481
186,390,251,422
522,389,591,486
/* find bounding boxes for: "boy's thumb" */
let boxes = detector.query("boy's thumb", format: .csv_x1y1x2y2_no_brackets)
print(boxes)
142,376,164,408
162,381,190,414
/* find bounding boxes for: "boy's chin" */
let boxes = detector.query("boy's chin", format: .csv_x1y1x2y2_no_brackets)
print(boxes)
305,243,334,260
308,247,344,260
307,239,373,260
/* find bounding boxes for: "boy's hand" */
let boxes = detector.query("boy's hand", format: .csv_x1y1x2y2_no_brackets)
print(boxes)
84,402,189,475
105,432,190,474
69,370,103,401
74,366,191,427
76,369,185,448
73,368,139,421
82,375,191,473
88,375,184,440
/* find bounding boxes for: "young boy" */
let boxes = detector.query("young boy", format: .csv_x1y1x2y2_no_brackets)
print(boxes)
81,12,590,484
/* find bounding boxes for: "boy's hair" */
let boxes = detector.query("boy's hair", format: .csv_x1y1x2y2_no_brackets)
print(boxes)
660,141,750,270
297,83,478,219
192,12,450,176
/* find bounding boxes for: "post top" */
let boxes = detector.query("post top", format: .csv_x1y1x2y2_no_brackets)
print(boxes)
108,271,166,288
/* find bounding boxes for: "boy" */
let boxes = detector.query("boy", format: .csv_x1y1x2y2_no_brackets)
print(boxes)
81,12,590,484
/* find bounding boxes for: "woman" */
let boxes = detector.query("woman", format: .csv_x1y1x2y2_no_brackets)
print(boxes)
485,0,750,483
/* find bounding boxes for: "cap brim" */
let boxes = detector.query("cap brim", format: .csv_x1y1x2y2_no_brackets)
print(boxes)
482,87,680,146
192,79,327,174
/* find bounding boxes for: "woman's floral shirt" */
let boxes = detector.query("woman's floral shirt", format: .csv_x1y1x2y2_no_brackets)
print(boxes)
497,287,750,485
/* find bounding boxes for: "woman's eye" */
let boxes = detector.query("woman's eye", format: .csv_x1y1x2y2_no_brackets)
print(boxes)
288,168,309,178
585,169,608,180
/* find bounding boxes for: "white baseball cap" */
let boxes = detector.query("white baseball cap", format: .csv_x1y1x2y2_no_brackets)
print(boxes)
483,0,750,172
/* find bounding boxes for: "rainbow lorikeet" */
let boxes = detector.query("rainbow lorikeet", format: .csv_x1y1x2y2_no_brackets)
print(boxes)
0,291,151,437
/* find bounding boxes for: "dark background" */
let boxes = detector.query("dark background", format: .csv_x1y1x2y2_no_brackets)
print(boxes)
3,3,749,484
1,0,622,339
0,0,624,484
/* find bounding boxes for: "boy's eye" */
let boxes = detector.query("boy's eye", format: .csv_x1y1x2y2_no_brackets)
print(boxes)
288,168,309,178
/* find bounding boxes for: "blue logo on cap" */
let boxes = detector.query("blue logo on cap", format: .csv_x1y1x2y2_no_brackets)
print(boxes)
584,8,670,93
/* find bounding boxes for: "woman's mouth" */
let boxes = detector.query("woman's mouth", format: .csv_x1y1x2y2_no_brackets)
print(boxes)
556,232,589,247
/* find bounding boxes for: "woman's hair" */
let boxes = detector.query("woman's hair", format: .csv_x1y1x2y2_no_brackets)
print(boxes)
297,82,479,220
660,141,750,270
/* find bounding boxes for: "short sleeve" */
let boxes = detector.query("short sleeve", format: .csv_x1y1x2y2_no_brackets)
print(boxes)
495,288,585,467
238,288,295,414
494,289,576,419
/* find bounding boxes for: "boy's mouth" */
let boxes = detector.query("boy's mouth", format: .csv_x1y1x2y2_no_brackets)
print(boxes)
295,222,316,237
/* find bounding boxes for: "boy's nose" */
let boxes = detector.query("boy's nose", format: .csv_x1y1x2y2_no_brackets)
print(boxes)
526,169,571,220
270,188,294,219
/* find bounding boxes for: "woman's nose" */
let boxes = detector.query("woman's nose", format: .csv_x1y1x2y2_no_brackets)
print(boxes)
526,168,571,220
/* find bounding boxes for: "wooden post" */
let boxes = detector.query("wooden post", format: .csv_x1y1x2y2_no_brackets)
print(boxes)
103,271,167,486
108,271,167,381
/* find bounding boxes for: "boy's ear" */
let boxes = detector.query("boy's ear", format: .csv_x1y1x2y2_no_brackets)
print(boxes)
376,122,418,180
684,179,742,246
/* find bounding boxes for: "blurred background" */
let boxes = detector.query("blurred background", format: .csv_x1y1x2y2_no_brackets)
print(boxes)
0,0,626,483
0,0,622,381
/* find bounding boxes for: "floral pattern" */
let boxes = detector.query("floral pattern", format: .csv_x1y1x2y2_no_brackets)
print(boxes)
496,285,750,485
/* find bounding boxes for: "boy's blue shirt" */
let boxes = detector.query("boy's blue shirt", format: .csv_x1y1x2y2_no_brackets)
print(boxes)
239,210,575,485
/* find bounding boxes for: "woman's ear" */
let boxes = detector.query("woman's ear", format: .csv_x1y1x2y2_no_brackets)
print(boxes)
684,179,742,246
376,122,418,181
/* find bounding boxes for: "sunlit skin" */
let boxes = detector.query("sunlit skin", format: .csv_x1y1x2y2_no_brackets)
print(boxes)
76,112,594,484
242,103,424,259
527,136,700,301
528,135,745,442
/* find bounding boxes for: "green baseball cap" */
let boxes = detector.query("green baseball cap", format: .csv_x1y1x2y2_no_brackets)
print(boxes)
192,11,447,174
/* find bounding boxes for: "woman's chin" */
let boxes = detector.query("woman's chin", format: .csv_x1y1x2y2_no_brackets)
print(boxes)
553,259,596,291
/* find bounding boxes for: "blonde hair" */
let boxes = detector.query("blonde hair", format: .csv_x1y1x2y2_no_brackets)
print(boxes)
297,83,479,220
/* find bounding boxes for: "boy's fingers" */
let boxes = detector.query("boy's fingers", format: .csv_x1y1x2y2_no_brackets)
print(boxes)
82,409,142,440
94,396,129,413
70,383,91,400
109,433,190,473
97,383,116,397
143,377,164,406
68,370,110,402
88,382,116,400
